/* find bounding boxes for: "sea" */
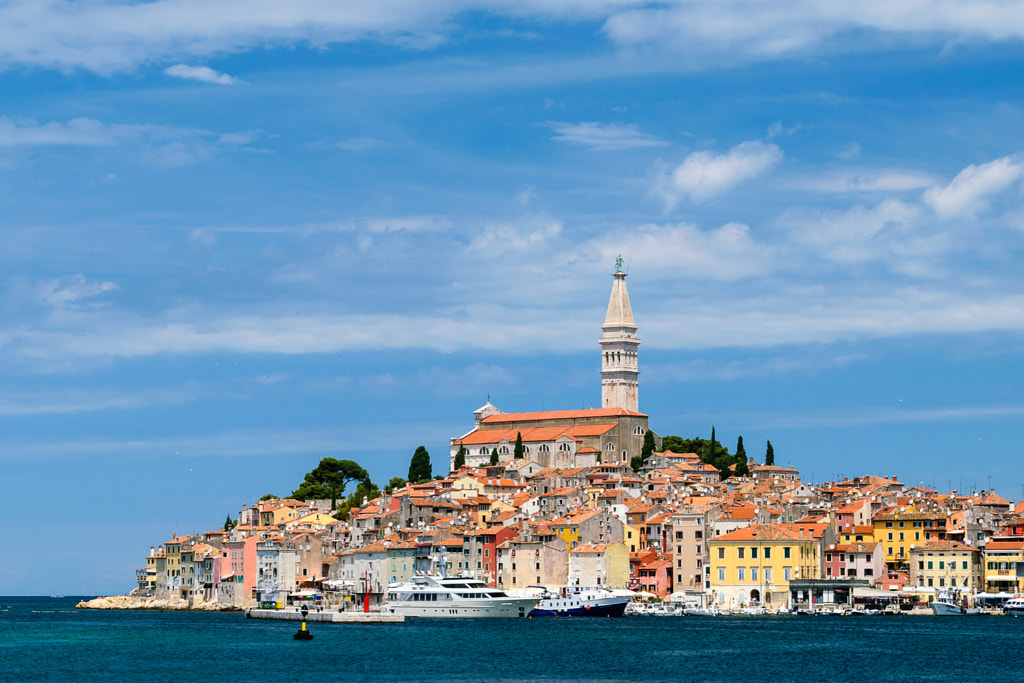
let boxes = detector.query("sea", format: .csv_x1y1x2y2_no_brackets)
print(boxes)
3,596,1024,682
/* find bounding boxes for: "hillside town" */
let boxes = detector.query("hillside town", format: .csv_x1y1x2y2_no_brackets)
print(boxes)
131,267,1024,614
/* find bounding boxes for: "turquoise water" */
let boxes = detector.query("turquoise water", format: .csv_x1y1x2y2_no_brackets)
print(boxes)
3,597,1024,682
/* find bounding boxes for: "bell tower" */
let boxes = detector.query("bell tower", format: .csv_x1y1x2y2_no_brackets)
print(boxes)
600,259,639,412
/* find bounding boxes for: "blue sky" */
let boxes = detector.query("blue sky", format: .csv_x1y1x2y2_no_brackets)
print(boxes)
4,1,1024,595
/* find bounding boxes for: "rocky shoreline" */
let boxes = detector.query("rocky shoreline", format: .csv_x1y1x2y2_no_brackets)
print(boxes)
76,595,241,611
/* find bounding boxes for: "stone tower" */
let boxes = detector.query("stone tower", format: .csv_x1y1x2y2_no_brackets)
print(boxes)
600,266,640,412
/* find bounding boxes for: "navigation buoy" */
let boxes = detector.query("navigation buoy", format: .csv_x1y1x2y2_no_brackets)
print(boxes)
294,607,313,640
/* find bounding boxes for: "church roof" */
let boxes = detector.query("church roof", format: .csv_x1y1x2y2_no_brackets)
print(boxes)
480,407,645,423
456,423,617,446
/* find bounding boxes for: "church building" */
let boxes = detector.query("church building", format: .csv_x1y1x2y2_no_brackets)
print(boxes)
449,265,660,471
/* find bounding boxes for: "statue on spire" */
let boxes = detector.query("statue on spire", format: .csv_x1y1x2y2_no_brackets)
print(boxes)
615,254,623,273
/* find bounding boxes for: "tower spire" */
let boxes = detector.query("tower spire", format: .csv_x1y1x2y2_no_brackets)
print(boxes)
600,262,640,412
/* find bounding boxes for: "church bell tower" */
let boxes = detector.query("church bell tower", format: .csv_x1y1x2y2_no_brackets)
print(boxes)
600,260,639,412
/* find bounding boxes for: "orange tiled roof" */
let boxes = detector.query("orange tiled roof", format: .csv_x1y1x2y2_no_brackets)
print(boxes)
481,408,646,423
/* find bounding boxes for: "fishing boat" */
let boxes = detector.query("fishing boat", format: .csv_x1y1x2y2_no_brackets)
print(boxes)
529,585,629,617
930,588,977,615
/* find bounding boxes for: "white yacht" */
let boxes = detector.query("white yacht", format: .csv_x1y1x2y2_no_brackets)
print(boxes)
382,575,539,618
1002,597,1024,615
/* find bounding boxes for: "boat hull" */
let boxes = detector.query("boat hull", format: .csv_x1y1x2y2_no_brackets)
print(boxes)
384,597,538,619
930,601,965,616
530,600,628,618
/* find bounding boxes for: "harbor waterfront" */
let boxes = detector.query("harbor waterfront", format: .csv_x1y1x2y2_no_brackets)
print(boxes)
5,597,1024,683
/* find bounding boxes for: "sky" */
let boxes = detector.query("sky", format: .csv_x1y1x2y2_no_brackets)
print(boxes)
3,1,1024,595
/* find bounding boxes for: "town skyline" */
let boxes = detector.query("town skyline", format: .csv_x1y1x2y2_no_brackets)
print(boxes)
3,2,1024,596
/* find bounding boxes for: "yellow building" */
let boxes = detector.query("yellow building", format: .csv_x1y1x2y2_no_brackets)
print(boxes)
873,506,947,570
983,538,1024,592
910,540,983,595
709,524,820,610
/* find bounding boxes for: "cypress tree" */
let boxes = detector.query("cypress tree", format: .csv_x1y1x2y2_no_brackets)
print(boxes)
641,429,656,460
453,443,466,471
408,446,432,484
490,448,499,466
734,436,749,477
765,440,775,466
514,432,525,459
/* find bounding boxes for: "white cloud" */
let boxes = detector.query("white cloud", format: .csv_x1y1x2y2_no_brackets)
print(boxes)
0,116,115,146
786,170,937,193
466,215,563,255
922,156,1022,219
3,1,1024,73
37,274,118,308
779,200,921,263
549,121,667,151
0,385,195,415
0,116,258,167
654,141,782,207
189,228,218,247
164,63,238,85
601,1,1024,60
585,221,775,280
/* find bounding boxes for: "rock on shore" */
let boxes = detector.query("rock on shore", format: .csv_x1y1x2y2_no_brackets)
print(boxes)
76,595,237,611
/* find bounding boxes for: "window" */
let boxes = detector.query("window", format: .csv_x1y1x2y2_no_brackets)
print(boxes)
784,547,791,559
764,548,771,559
764,567,771,582
962,561,968,570
914,532,920,541
751,548,758,559
499,446,510,455
634,426,645,435
939,561,945,570
605,443,615,451
718,567,725,581
558,442,572,452
539,444,550,452
928,561,932,569
738,567,745,581
784,567,791,581
738,548,745,559
886,521,893,528
751,567,758,582
898,533,904,541
718,547,725,559
887,532,893,541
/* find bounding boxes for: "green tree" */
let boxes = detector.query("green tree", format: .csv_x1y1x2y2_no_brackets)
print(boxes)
334,479,381,520
734,436,749,477
453,443,466,471
490,448,499,466
514,432,525,459
408,445,432,484
259,493,276,501
223,514,234,531
630,453,644,472
641,429,656,460
765,440,775,466
384,476,406,494
291,458,369,509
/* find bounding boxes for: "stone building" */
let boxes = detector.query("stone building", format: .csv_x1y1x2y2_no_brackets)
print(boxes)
450,267,660,471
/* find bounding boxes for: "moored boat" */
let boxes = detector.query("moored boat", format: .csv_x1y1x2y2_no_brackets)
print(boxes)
529,585,629,617
382,575,538,618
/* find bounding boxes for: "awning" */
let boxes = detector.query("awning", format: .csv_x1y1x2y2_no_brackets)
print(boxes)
852,587,899,599
608,588,639,598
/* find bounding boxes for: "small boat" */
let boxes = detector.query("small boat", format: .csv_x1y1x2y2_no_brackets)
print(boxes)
931,588,973,615
530,585,628,617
